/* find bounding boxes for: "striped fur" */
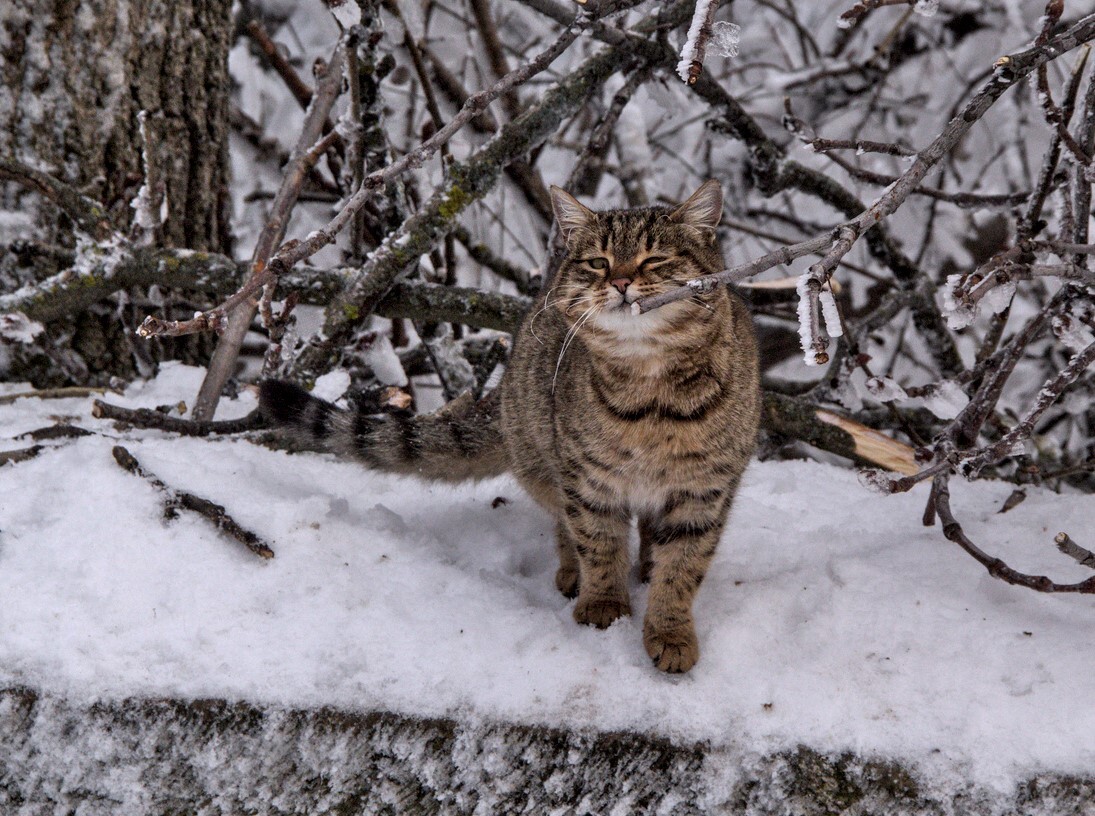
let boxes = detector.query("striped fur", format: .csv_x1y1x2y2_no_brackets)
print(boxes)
259,381,507,482
261,180,760,673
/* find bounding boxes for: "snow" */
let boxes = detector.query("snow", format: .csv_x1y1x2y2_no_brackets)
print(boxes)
913,0,940,18
0,312,44,343
360,331,407,387
326,0,361,30
3,364,1095,793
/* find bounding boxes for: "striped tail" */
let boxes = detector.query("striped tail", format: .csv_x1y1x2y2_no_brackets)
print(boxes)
259,380,509,482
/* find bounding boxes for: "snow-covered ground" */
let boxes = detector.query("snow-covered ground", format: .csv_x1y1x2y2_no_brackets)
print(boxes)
2,363,1094,797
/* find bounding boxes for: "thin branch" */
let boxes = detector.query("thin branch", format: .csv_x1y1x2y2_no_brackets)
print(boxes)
188,40,348,421
0,157,115,241
111,445,274,559
93,401,265,436
933,473,1095,593
1056,532,1095,569
0,386,110,405
960,339,1095,476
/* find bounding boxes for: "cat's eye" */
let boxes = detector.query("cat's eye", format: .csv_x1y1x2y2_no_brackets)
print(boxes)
585,257,609,270
640,256,670,269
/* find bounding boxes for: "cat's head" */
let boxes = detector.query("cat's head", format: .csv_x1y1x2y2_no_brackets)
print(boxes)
547,180,724,336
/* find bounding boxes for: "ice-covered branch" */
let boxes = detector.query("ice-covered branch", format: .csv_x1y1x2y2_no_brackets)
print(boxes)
676,0,718,84
639,11,1095,361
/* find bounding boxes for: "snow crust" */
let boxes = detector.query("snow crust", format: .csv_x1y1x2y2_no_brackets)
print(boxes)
2,364,1095,794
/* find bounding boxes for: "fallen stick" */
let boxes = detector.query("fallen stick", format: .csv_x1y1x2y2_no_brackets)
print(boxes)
93,401,265,437
0,387,110,405
0,445,44,466
111,445,274,559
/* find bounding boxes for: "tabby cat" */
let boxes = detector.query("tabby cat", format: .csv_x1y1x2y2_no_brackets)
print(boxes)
261,180,761,673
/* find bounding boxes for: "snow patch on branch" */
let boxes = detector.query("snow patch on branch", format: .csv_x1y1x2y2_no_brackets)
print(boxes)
676,0,717,82
0,312,45,344
916,380,969,420
942,274,976,329
795,274,817,365
864,376,908,403
819,290,843,337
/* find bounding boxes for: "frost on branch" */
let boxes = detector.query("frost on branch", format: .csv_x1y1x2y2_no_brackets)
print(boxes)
819,290,843,338
676,0,720,84
1053,314,1095,354
942,274,976,329
857,468,899,494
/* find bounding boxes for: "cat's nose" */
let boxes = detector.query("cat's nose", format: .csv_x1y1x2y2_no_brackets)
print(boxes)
610,277,632,294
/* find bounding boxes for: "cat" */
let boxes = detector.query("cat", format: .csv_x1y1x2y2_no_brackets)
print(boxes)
260,179,761,673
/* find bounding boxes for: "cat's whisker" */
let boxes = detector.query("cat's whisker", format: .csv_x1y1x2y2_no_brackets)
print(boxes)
551,304,599,393
688,295,715,313
529,286,587,344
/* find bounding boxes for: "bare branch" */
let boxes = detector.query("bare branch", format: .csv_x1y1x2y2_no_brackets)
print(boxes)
0,157,115,241
111,445,274,558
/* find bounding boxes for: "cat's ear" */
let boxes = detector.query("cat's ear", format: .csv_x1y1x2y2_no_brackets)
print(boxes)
669,179,722,232
549,186,595,242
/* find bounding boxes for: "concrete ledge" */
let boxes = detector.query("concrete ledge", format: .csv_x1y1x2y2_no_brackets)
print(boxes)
1,687,1091,814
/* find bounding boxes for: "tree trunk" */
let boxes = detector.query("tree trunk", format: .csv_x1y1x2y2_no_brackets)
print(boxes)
1,0,233,386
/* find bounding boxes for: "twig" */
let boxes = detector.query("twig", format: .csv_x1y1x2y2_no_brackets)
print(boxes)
638,12,1095,333
110,445,274,559
187,40,348,422
1055,532,1095,569
0,386,110,405
93,401,265,436
838,0,917,29
451,225,540,295
0,446,44,466
18,424,94,441
633,233,833,313
933,473,1095,593
245,20,316,110
959,339,1095,476
0,157,115,241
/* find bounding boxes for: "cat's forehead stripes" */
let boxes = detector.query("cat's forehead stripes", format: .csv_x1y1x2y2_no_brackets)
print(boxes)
593,208,666,260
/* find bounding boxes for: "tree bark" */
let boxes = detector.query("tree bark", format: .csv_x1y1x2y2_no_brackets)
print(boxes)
1,0,233,386
1,0,232,251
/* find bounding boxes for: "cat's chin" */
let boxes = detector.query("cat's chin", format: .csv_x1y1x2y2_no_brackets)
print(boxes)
591,302,674,340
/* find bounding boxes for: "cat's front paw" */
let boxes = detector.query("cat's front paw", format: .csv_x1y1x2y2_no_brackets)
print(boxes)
574,596,631,628
643,622,699,673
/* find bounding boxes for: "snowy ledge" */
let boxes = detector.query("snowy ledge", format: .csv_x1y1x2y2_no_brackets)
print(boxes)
3,365,1095,813
4,686,1092,815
